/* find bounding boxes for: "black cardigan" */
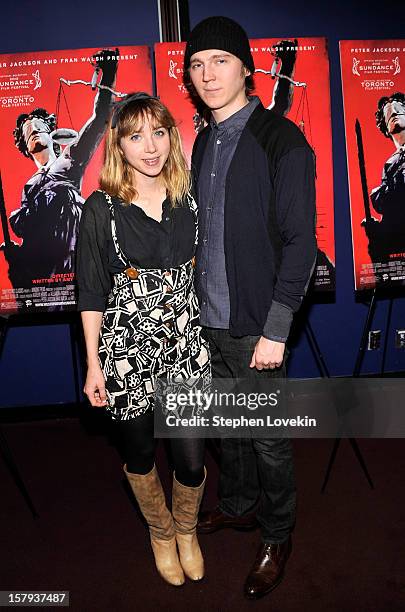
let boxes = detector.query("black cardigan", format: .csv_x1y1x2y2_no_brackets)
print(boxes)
192,102,317,339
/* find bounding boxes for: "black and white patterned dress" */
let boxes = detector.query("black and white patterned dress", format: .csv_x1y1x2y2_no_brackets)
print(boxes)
77,190,211,420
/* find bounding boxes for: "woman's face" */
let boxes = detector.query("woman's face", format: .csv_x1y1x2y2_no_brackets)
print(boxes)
119,112,171,180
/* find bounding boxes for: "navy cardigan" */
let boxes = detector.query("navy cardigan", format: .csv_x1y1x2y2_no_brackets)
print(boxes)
191,102,317,339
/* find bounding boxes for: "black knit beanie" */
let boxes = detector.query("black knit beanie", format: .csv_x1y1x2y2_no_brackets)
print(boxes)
184,16,255,74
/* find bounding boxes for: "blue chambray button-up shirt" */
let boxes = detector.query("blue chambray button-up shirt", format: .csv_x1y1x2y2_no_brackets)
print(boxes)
195,96,260,328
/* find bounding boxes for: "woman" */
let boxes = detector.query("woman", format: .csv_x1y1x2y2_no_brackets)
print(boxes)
76,93,210,587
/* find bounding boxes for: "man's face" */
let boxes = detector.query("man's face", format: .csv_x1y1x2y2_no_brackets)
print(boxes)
189,49,249,118
22,117,53,154
383,100,405,135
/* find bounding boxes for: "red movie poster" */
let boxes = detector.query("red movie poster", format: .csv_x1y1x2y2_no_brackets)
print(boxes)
0,45,152,314
340,40,405,290
155,38,335,291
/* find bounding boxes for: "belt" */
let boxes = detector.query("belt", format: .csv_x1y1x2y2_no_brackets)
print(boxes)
124,256,196,280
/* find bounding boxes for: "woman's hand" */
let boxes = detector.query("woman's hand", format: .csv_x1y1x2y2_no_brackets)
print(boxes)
84,365,108,407
80,311,106,407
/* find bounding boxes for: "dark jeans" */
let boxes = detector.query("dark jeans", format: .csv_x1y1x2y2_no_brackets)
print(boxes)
202,327,296,544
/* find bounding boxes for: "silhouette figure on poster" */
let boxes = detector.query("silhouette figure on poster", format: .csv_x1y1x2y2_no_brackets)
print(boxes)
4,49,118,291
369,92,405,261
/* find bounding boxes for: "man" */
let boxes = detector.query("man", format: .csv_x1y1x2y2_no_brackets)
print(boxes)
369,92,405,259
7,49,118,290
183,16,317,599
192,38,295,133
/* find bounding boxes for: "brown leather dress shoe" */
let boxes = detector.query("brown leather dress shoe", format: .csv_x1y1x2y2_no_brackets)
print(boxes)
197,506,258,534
243,536,292,599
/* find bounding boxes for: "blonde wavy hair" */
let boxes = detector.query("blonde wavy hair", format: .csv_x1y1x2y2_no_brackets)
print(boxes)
100,95,190,206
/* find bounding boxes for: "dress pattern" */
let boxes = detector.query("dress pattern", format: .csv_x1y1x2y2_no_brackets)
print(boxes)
98,191,211,420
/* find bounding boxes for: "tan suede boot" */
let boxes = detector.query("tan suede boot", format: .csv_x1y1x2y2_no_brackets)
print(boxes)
123,464,185,586
172,469,206,581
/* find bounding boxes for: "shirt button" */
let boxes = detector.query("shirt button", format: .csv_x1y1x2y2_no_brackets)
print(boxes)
203,301,207,306
207,207,212,211
210,172,216,177
165,217,170,222
217,139,221,145
203,238,208,244
201,270,207,276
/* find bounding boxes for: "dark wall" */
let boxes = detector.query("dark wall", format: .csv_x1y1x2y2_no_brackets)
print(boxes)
0,0,404,409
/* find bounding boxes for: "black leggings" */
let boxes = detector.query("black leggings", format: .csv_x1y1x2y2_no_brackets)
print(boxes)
115,410,205,487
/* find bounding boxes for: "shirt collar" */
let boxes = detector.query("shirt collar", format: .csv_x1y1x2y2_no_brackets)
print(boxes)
210,96,260,138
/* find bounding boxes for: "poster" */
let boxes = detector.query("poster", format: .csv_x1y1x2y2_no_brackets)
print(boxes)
0,45,152,314
155,38,335,291
340,40,405,290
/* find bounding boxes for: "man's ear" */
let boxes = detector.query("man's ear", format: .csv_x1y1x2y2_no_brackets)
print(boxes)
244,66,251,78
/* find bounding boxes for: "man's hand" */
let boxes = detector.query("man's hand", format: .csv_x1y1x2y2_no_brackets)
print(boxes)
250,336,285,371
272,39,297,69
84,365,108,407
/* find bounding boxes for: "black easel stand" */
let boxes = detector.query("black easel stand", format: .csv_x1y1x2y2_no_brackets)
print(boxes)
319,291,378,493
305,320,331,378
0,312,84,517
0,427,39,518
0,316,39,517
